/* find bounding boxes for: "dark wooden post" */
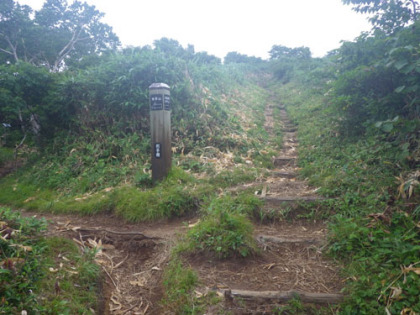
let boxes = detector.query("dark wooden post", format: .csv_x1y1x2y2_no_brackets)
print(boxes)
149,83,171,183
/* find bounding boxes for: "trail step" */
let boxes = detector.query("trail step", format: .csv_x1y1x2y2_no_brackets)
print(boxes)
219,289,344,304
282,125,295,130
271,171,296,178
283,131,297,136
261,195,325,204
273,157,296,167
256,234,322,245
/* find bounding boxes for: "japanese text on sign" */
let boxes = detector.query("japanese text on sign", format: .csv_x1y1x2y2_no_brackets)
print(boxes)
150,94,163,111
164,95,170,111
155,143,161,158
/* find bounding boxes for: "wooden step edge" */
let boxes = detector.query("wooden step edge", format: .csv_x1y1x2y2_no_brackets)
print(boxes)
260,195,325,203
218,289,344,304
271,171,296,178
273,157,296,163
256,234,323,245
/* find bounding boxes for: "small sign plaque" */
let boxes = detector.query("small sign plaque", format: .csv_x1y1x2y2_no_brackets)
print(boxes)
155,143,161,158
164,95,170,111
150,94,163,111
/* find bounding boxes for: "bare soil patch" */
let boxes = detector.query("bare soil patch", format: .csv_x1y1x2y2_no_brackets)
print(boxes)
0,158,24,178
21,211,187,314
191,220,341,294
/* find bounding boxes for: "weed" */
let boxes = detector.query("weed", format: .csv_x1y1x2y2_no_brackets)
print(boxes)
114,167,198,222
0,167,200,222
39,238,100,314
185,195,258,259
161,255,199,314
273,297,337,315
251,149,277,169
0,208,99,313
258,206,293,222
134,171,152,187
211,167,259,188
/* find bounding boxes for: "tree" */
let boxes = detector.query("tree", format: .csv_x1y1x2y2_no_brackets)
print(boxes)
269,45,312,83
153,38,193,60
0,62,61,147
224,52,263,64
0,0,120,71
269,45,311,60
342,0,419,33
0,0,34,64
192,51,221,65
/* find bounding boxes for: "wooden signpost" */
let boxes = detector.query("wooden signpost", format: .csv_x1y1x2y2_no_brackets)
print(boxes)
149,83,171,183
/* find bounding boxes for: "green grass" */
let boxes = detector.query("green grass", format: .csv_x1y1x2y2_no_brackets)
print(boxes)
38,237,100,314
275,80,420,314
0,161,268,223
0,207,100,314
0,147,14,167
185,210,257,258
161,256,199,314
180,194,260,259
161,252,223,314
0,167,200,221
210,166,260,188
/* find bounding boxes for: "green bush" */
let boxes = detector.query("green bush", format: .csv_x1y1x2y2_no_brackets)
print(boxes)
184,194,259,259
114,167,197,222
187,210,256,259
329,213,420,314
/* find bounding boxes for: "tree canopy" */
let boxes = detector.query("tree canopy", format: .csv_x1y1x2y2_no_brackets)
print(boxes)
224,51,264,64
342,0,419,33
269,45,311,60
0,0,120,71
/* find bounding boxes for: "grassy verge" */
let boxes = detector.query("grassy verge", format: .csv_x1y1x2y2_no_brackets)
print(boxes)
0,77,273,221
0,207,100,314
276,81,420,314
160,251,222,314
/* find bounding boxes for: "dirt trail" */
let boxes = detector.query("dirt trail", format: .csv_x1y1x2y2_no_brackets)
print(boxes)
15,98,344,314
188,102,344,313
21,211,185,314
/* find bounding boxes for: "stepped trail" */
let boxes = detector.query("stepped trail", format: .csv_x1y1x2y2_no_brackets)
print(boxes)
15,97,345,314
19,211,185,314
187,101,345,313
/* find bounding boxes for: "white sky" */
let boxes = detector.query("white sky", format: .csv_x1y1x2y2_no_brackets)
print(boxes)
18,0,372,59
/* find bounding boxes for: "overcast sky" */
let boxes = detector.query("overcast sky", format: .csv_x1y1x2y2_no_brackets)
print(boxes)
17,0,372,59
